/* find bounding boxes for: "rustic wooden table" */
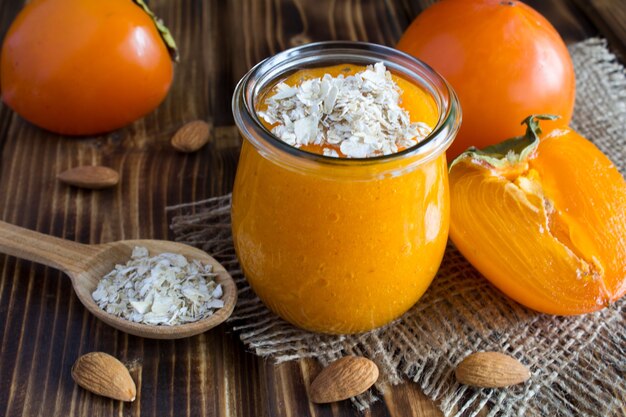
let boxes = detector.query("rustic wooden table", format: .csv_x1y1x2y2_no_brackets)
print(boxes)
0,1,623,416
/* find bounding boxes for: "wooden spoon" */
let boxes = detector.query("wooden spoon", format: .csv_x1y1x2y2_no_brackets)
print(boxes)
0,221,237,339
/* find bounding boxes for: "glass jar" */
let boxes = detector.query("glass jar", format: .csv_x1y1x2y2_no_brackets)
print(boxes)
231,42,460,334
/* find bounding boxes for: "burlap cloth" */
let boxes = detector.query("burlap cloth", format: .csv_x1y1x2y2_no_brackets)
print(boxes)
167,38,625,416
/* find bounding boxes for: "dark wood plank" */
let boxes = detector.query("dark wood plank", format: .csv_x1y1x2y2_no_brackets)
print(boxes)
524,0,598,42
570,0,626,62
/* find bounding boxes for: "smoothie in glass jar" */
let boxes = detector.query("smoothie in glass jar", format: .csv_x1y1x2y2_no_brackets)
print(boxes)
232,42,460,334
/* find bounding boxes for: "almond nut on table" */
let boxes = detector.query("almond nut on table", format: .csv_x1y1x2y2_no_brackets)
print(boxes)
309,356,379,404
171,120,212,152
57,166,120,190
71,352,137,402
455,351,531,388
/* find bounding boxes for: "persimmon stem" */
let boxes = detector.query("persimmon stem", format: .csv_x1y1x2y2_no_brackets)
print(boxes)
521,114,559,144
450,114,560,169
133,0,179,62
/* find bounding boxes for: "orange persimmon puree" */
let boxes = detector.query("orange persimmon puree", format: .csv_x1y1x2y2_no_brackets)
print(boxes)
232,64,448,334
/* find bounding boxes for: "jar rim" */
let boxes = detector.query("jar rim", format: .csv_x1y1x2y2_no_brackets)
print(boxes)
232,41,461,167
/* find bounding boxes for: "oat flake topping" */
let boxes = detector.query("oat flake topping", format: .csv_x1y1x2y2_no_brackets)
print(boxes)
92,247,224,326
258,62,432,158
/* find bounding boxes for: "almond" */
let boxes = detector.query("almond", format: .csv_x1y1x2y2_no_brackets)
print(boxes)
57,166,119,189
71,352,136,401
309,356,379,403
455,351,530,388
171,120,212,152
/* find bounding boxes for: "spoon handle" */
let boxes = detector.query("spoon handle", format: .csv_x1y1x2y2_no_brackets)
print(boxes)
0,220,100,274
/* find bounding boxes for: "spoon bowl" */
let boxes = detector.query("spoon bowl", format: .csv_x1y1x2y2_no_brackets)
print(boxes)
0,221,237,339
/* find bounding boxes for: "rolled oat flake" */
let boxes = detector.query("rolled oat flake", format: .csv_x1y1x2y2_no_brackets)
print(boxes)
92,246,224,325
258,62,432,158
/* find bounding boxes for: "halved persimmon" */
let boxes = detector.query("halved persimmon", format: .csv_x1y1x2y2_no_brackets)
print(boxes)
449,115,626,315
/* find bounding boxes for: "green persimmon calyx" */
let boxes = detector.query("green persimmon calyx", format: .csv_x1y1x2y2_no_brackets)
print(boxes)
450,114,560,170
133,0,179,62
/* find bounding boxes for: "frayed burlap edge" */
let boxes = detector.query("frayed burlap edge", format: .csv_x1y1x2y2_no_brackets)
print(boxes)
167,38,626,416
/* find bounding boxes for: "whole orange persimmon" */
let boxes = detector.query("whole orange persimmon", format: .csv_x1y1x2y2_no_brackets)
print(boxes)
449,116,626,315
397,0,575,158
0,0,176,135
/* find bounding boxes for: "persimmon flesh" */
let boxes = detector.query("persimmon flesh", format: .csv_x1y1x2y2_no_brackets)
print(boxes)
449,116,626,315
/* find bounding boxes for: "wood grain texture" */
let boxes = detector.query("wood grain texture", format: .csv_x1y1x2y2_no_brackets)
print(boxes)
0,0,616,416
0,221,238,339
570,0,626,62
